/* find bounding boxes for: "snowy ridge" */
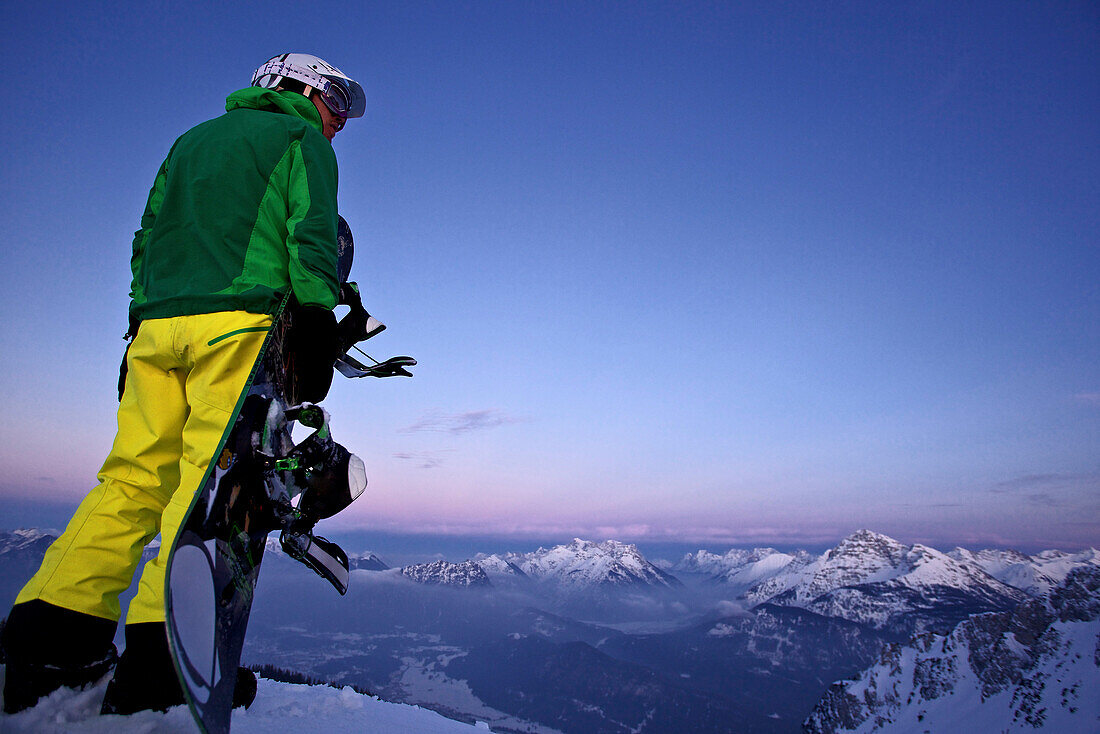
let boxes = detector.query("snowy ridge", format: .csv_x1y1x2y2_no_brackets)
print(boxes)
473,554,530,579
673,533,1099,622
675,548,760,576
0,528,57,557
478,538,680,591
804,566,1100,733
0,674,492,733
741,530,1028,631
674,547,815,591
950,546,1100,597
402,560,492,587
746,531,914,605
721,549,813,588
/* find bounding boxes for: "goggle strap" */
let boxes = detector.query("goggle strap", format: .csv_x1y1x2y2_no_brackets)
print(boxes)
253,61,353,118
253,61,327,90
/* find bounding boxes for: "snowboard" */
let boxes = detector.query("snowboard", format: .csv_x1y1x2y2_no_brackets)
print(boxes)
164,217,406,734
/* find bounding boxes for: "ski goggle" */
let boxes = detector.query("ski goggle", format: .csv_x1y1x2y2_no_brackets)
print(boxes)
318,79,353,119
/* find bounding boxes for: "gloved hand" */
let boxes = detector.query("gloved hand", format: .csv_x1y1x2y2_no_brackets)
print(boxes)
288,305,339,403
336,282,385,352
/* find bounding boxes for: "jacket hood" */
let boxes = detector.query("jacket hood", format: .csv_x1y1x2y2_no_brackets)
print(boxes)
225,87,324,135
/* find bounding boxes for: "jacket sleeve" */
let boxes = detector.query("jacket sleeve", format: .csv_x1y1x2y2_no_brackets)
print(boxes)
128,152,171,313
284,133,340,310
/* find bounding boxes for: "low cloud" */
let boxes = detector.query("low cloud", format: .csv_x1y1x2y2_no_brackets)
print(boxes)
898,502,963,509
392,451,451,469
400,409,520,435
1074,392,1100,407
714,600,752,618
991,473,1098,493
594,524,652,539
1024,492,1057,508
988,472,1100,510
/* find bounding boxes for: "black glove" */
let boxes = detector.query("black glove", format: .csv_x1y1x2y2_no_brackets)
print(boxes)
287,305,339,403
336,283,373,353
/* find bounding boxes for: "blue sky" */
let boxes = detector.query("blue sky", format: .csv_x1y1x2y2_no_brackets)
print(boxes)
1,1,1097,552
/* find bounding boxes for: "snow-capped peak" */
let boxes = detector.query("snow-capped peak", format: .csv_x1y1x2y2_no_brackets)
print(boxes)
478,538,679,590
743,530,1027,631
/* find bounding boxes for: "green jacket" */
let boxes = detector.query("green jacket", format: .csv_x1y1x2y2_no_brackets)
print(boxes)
129,87,339,323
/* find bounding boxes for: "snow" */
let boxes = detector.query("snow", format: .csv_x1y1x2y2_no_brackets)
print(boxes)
0,528,59,555
7,529,1100,734
674,549,752,576
472,555,524,576
0,670,493,733
847,622,1100,733
809,609,1100,733
740,530,1033,628
393,655,562,734
949,547,1100,597
739,551,797,577
672,547,818,597
401,560,491,587
477,538,675,590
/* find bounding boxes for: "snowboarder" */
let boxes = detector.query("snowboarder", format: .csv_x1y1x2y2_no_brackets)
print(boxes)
1,53,366,715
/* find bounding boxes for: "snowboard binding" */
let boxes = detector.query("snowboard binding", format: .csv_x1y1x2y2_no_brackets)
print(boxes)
270,404,364,596
222,399,366,596
334,281,417,379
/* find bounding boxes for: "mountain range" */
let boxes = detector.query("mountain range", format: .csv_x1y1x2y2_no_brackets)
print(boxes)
2,528,1097,733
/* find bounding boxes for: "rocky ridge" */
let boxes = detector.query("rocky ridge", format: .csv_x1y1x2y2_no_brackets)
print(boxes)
400,559,491,588
803,566,1100,733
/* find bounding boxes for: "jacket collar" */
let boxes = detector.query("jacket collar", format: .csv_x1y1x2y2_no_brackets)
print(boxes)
225,87,324,136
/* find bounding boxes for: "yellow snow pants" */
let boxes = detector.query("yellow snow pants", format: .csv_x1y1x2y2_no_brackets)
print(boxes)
16,310,272,625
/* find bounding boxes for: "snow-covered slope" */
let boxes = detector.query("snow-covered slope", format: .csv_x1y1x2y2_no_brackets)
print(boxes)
478,539,680,591
473,554,530,580
741,530,1027,632
950,546,1100,596
803,566,1100,733
0,673,491,733
674,547,815,591
675,548,759,576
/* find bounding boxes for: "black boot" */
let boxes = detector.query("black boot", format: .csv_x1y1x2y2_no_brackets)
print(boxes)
234,667,258,710
100,622,184,714
100,622,258,714
1,600,118,714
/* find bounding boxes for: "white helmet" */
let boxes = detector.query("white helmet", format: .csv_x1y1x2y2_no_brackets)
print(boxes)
252,53,366,119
